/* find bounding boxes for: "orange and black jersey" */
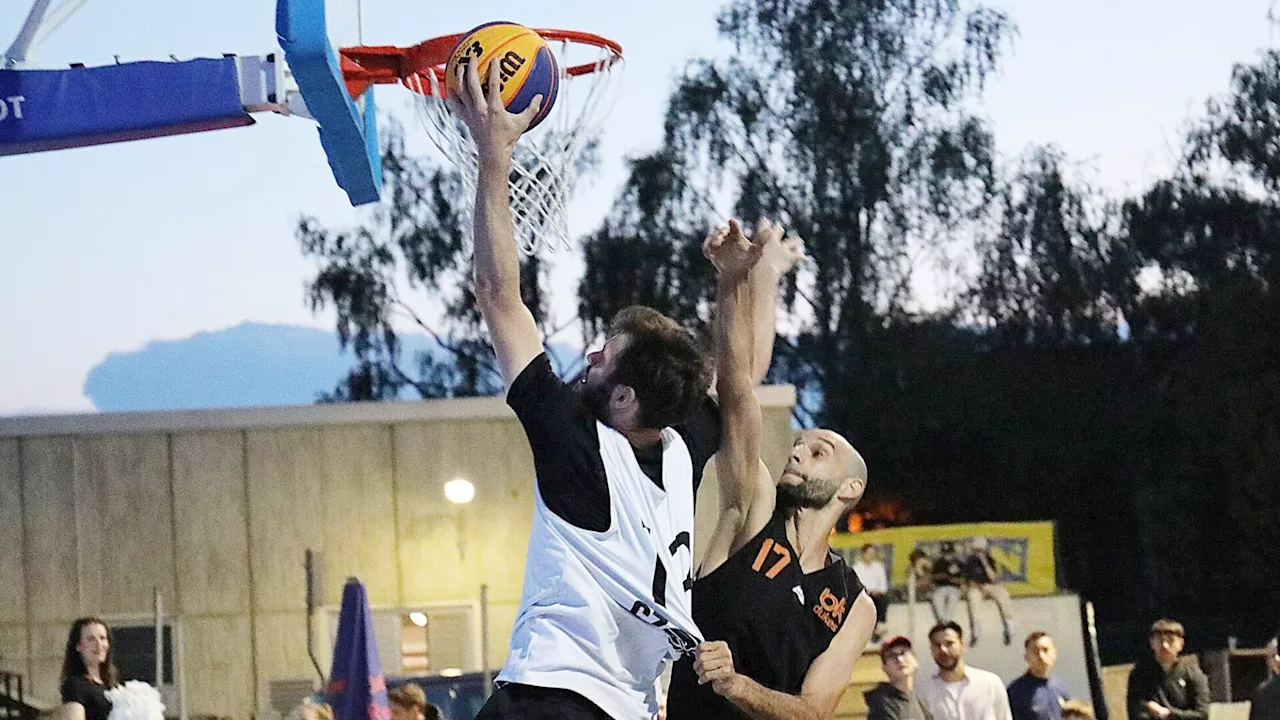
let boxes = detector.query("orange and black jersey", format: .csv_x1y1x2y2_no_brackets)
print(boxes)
666,507,866,719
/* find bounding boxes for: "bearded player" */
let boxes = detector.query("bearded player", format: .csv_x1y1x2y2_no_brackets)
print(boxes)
667,219,877,719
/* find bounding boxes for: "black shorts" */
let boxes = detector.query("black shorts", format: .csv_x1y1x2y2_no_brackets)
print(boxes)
475,683,614,720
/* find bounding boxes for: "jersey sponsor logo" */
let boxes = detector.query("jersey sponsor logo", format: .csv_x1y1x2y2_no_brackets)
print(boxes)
813,587,847,632
751,537,793,579
626,601,699,657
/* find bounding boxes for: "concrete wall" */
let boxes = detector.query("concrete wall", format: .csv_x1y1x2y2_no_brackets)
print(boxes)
0,388,798,719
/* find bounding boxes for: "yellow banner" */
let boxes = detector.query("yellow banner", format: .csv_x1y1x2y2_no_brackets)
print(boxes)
832,521,1057,597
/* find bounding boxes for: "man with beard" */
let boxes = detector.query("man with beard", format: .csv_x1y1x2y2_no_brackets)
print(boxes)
666,219,877,719
917,621,1012,720
449,61,773,720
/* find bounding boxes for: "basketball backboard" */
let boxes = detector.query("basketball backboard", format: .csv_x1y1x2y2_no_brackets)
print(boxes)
276,0,381,205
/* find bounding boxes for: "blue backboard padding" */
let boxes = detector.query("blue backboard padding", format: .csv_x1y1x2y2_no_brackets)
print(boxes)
276,0,382,206
0,59,253,157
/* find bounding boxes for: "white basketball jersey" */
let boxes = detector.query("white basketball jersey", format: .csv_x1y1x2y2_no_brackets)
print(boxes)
498,422,703,720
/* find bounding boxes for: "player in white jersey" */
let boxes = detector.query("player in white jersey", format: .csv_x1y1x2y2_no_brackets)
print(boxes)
449,61,775,720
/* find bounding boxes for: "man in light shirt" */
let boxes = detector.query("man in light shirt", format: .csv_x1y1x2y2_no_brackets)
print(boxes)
917,621,1012,720
854,544,890,643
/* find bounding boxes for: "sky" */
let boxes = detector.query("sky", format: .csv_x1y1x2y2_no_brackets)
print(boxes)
0,0,1275,415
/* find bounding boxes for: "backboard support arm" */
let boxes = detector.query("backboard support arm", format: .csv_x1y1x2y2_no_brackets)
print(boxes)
4,0,96,68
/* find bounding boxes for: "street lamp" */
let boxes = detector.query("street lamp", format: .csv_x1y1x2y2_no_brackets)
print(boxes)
444,478,475,505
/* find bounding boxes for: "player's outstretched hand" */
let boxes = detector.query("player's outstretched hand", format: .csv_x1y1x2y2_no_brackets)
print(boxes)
703,219,767,279
694,641,739,696
761,228,806,276
446,60,543,163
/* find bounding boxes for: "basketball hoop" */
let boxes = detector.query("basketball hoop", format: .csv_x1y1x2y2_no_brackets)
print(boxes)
339,30,623,255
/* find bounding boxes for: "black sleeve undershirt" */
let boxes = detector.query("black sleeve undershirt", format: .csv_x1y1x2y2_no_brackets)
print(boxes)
506,353,611,531
506,353,724,530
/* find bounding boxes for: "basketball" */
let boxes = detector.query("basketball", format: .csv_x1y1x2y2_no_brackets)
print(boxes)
445,21,560,131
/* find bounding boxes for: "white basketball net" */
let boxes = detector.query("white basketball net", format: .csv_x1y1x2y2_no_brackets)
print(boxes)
407,36,623,256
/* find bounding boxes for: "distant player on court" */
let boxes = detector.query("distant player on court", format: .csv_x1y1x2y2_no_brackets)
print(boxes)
448,60,769,720
667,219,877,719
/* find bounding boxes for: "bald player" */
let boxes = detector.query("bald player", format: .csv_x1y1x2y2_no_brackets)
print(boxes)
667,219,877,720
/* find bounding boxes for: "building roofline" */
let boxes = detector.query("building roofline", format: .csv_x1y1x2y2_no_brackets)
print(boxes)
0,385,797,437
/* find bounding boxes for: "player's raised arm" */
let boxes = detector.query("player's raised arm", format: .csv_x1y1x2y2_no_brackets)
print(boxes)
749,228,804,385
697,220,785,576
708,218,766,461
447,60,546,388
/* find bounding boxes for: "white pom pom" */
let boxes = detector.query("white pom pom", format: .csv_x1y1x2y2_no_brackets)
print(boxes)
105,681,166,720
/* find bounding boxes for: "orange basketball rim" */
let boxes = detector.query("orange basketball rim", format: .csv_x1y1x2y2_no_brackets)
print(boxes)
337,29,623,103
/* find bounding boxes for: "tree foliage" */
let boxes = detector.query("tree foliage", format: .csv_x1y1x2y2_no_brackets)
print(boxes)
297,123,550,401
581,0,1014,425
970,147,1136,345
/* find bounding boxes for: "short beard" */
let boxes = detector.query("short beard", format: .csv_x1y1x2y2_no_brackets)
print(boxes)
935,656,959,671
578,376,615,424
776,474,841,510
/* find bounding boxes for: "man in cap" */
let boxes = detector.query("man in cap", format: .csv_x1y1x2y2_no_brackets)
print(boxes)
864,636,933,720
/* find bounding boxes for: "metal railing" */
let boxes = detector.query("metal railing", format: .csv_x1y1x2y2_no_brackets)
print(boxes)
0,671,38,720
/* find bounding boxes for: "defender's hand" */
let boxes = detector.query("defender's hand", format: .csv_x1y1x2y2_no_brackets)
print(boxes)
761,230,806,275
694,640,739,696
703,219,766,278
446,60,543,162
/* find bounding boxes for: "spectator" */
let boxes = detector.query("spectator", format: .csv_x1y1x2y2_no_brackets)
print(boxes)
864,636,932,720
1125,618,1209,720
855,544,891,643
1007,631,1071,720
909,548,934,611
1249,631,1280,720
917,621,1012,720
910,549,933,591
59,617,118,720
962,537,1016,646
389,683,442,720
1059,700,1094,720
930,543,965,624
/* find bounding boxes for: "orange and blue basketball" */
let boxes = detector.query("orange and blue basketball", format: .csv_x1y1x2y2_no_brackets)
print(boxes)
445,21,560,131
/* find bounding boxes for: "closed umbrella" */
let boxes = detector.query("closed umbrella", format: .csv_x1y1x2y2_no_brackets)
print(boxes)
326,578,390,720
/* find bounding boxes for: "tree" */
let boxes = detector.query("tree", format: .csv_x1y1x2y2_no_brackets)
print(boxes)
297,122,552,401
579,0,1015,427
1116,50,1280,615
970,146,1136,345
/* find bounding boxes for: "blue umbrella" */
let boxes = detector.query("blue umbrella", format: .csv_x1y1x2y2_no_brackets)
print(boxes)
326,578,391,720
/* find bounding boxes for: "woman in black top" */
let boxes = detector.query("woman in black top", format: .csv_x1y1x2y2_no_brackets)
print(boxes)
60,617,119,720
